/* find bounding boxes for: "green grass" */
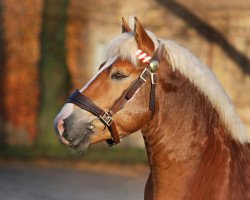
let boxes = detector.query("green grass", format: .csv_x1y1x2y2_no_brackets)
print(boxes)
0,144,148,164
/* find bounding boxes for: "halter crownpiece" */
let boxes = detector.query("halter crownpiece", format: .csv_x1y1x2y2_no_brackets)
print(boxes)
67,48,160,146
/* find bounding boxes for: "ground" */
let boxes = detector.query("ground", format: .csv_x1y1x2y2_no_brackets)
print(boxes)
0,160,148,200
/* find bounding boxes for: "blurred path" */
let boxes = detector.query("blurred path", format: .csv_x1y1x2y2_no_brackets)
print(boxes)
0,161,148,200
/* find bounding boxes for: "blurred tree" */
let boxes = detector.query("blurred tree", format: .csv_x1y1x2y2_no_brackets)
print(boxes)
66,0,89,89
0,0,43,146
0,2,6,143
37,0,71,148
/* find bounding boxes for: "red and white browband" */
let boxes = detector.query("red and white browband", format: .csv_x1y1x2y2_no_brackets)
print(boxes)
136,49,151,64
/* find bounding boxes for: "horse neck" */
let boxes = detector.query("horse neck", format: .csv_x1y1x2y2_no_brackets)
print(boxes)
141,67,249,200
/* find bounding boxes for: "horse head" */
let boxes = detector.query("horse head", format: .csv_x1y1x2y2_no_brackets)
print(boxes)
54,17,164,152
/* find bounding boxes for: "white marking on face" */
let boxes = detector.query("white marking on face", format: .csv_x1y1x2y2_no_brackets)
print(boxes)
54,103,74,145
54,103,74,125
79,56,117,92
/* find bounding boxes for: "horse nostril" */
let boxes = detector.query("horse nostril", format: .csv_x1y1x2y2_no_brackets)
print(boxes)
54,118,70,145
61,120,70,140
62,130,68,139
63,120,67,130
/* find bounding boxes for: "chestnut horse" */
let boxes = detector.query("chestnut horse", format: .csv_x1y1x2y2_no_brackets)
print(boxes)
54,17,250,200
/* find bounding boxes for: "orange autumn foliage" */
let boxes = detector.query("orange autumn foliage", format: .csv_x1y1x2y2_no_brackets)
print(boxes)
1,0,43,142
66,0,89,89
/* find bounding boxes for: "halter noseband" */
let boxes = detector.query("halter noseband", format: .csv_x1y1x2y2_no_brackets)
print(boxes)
67,49,159,146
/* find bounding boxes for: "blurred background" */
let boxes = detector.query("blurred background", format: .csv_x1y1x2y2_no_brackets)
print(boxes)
0,0,249,199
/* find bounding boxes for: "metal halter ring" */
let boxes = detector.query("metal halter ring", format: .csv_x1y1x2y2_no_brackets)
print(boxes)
87,117,107,134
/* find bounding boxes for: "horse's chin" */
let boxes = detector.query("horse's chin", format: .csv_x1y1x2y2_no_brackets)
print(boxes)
68,129,92,153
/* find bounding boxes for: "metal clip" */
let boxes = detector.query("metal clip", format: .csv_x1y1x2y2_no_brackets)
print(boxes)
88,117,106,134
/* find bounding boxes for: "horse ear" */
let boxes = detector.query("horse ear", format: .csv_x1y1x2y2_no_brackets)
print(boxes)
152,44,165,63
122,17,132,33
134,17,155,55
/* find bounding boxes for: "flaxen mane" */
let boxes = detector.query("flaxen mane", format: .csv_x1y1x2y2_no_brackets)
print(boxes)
102,31,248,144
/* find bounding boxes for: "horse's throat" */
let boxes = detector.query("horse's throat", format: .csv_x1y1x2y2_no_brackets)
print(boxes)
141,94,249,200
142,124,205,200
141,76,229,199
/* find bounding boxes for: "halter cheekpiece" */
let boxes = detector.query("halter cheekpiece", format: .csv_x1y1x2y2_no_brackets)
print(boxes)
67,49,159,146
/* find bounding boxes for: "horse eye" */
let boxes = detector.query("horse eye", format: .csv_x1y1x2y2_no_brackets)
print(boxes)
111,72,128,80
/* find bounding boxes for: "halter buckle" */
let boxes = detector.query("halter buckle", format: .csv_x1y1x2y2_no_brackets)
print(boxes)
99,111,113,126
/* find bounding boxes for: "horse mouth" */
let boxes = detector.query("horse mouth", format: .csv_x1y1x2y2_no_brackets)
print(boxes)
64,129,92,153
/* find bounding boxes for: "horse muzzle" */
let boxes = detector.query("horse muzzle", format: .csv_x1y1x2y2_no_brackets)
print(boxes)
54,107,94,151
54,104,114,151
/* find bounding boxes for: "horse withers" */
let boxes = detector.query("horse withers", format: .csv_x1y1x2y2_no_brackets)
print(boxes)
54,17,250,200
